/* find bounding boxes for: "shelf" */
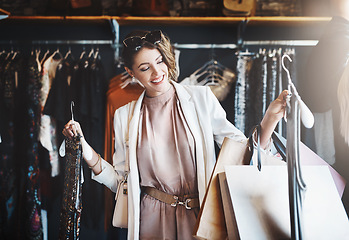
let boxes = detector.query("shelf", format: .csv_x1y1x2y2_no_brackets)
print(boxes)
7,15,332,26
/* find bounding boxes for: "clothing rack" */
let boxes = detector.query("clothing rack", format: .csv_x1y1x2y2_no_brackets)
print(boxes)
173,40,318,49
0,39,317,48
243,40,318,47
0,40,113,45
173,43,238,49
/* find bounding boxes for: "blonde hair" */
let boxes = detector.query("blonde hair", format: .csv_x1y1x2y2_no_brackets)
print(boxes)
337,61,349,145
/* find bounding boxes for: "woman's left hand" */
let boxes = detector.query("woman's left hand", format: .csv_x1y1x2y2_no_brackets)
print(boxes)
259,90,289,148
264,89,289,123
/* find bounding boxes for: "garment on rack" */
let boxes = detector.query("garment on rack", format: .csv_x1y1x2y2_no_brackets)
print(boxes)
234,55,253,135
209,69,236,101
180,60,236,101
75,53,108,229
234,49,295,136
39,52,62,177
44,53,77,136
0,51,27,239
24,51,44,240
248,53,267,132
44,51,107,230
103,72,143,230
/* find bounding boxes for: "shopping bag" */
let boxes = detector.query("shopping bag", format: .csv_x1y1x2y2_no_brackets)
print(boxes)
193,138,251,240
223,165,349,239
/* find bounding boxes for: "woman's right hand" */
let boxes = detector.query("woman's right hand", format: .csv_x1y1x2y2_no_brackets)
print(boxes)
62,120,100,173
62,120,84,140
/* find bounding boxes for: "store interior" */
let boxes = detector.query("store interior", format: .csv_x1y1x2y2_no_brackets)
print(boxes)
0,0,348,239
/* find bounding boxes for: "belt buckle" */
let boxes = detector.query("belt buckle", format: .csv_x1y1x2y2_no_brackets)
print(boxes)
171,196,192,210
182,199,192,210
171,195,179,207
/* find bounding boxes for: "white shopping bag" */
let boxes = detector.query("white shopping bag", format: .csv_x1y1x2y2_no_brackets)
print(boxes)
223,165,349,240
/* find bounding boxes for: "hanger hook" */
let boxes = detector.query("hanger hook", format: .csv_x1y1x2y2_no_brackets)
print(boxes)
281,54,292,84
70,101,75,121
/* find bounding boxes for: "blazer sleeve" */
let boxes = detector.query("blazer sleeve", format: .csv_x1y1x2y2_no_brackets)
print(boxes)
92,103,131,193
205,86,247,147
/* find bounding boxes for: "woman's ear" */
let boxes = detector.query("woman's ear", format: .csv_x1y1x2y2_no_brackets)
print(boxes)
124,67,133,77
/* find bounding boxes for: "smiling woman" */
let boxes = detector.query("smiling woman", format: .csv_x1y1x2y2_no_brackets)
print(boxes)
62,29,288,240
125,48,171,97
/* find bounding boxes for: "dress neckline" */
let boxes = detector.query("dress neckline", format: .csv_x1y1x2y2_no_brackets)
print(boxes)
143,84,175,106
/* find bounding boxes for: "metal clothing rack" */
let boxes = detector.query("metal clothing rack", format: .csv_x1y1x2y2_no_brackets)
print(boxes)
173,40,318,49
0,39,317,48
32,40,113,45
243,40,318,47
0,40,114,45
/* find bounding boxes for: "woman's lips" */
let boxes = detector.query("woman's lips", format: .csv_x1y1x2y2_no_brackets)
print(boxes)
151,75,164,84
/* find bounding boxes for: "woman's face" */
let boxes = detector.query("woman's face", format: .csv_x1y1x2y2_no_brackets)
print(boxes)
127,47,171,98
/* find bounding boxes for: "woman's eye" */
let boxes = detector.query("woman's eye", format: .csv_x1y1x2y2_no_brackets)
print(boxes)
140,67,149,72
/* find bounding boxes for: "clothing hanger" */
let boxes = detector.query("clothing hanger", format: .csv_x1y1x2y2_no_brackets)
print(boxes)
40,48,50,65
59,101,76,157
236,48,256,56
282,54,314,129
198,60,230,86
94,47,99,60
88,48,94,59
5,47,14,60
64,47,73,60
63,47,75,69
50,48,63,61
79,48,86,60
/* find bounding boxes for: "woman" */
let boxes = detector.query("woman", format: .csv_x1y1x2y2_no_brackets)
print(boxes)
62,30,288,240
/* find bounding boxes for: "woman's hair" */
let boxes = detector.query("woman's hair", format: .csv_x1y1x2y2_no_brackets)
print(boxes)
121,30,178,82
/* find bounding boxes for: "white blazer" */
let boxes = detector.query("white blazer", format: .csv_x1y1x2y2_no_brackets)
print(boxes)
93,81,247,240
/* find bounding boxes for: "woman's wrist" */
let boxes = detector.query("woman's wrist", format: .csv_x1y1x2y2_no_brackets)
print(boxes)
260,111,279,148
86,151,103,175
88,153,101,169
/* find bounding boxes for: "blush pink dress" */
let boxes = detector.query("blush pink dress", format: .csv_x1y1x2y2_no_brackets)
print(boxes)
137,85,199,240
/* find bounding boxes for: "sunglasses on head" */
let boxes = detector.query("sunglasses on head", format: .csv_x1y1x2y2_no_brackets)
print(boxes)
123,30,162,51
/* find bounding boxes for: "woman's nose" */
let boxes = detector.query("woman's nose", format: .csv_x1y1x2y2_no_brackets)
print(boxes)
152,65,161,76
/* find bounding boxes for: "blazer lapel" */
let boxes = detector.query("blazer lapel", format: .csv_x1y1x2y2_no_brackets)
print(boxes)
172,82,207,202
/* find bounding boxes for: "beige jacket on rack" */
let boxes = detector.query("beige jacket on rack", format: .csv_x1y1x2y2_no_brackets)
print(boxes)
92,81,246,240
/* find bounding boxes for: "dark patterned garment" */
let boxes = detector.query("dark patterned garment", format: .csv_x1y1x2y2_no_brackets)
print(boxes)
59,136,83,240
24,51,43,240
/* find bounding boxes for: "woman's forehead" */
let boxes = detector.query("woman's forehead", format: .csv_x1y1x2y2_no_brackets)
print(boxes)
133,48,161,65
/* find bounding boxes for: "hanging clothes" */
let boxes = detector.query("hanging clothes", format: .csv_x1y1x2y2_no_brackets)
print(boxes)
74,52,108,229
43,50,108,231
247,51,267,133
0,46,112,239
0,51,27,239
179,59,236,102
234,54,254,135
234,48,295,136
44,53,77,146
39,52,62,178
266,50,279,108
24,50,44,240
